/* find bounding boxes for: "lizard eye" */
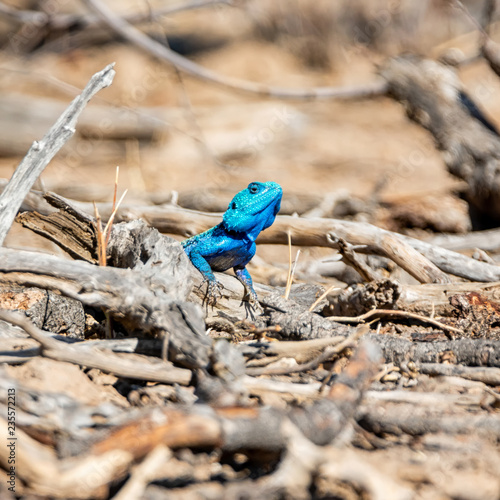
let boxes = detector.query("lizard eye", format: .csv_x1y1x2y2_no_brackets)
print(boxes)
249,184,259,194
231,202,237,209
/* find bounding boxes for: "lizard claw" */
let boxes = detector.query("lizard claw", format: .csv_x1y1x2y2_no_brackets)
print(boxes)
246,290,264,314
202,278,224,306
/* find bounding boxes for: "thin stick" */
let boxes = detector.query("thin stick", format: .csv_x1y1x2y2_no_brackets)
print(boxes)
0,64,115,245
103,188,128,243
93,201,106,267
104,166,120,246
328,308,462,339
308,284,340,312
247,325,368,377
284,231,293,300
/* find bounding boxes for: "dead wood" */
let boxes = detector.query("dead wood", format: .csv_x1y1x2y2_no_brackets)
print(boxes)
417,362,500,385
371,334,500,368
0,311,192,385
328,308,461,339
14,191,500,282
379,55,500,222
246,325,368,377
0,64,115,245
357,403,500,439
0,417,133,499
89,340,380,460
0,246,210,369
332,235,381,282
428,227,500,251
114,204,500,282
263,292,355,340
330,277,500,319
16,193,98,263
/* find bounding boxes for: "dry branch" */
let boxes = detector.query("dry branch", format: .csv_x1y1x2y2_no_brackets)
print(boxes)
161,206,500,282
380,55,500,222
82,0,387,100
358,404,500,439
0,246,210,369
15,191,500,282
0,63,115,245
0,310,192,384
90,340,381,458
417,362,500,385
332,278,500,318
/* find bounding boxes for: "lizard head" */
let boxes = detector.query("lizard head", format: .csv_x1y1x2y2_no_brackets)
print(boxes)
222,181,283,236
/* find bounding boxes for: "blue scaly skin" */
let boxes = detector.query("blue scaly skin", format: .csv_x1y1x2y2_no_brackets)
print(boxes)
182,182,283,305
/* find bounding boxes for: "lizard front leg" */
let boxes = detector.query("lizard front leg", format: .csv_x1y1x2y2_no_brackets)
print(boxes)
187,251,224,304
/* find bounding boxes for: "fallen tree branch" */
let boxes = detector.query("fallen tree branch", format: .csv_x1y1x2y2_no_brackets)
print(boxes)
417,362,500,386
0,63,115,245
0,310,192,384
358,404,500,439
0,246,210,369
246,325,368,376
379,55,500,221
90,340,381,459
15,192,500,282
0,417,133,499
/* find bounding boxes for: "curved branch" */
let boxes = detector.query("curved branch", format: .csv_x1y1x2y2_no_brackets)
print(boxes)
81,0,388,100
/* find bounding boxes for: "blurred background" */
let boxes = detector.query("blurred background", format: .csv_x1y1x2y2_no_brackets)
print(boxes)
1,0,499,283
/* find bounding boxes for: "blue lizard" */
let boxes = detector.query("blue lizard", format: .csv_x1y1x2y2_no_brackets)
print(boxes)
182,182,283,304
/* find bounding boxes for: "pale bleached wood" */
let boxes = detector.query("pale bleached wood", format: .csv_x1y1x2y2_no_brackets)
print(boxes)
12,186,500,282
0,63,115,245
63,202,494,283
0,247,210,369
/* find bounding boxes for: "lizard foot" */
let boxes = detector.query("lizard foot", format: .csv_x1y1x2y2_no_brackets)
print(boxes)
246,291,264,314
200,278,224,306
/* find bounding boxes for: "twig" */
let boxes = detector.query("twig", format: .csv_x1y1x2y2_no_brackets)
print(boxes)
308,284,340,312
81,0,388,100
104,166,120,247
284,232,300,300
93,202,106,266
330,234,379,282
0,63,115,245
327,308,462,339
246,325,368,376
